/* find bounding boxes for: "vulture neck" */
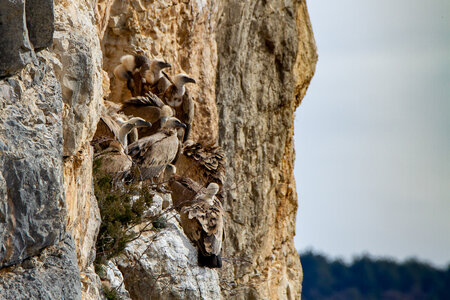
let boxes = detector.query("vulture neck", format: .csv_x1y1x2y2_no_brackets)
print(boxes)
206,197,214,206
159,126,176,136
175,84,185,98
150,65,162,83
199,194,215,206
173,78,186,98
118,124,135,151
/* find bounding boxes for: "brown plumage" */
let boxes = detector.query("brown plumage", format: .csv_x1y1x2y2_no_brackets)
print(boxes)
117,117,153,150
120,92,173,138
93,108,152,149
93,115,120,149
92,108,135,151
146,71,171,95
127,117,186,181
92,116,152,180
114,54,152,96
92,116,151,176
162,74,196,142
180,183,224,268
94,141,132,176
169,175,204,209
142,61,171,95
175,141,226,199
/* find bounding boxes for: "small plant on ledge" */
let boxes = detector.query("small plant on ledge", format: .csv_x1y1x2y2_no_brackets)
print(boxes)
93,157,154,266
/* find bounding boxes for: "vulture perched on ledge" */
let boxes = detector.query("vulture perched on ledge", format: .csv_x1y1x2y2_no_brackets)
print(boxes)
93,117,152,176
180,182,224,268
114,54,171,97
174,141,226,201
127,117,186,182
162,74,196,142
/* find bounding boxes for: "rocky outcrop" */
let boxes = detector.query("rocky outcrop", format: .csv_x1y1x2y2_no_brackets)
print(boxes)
25,0,54,50
0,0,316,298
0,0,103,298
99,0,316,298
215,1,317,299
0,235,81,300
0,0,33,77
53,0,103,157
103,194,221,300
52,0,104,297
0,52,65,269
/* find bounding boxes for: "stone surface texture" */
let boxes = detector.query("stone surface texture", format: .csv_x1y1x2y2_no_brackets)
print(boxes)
0,236,82,300
0,52,65,268
52,0,104,298
53,0,103,157
215,1,317,299
64,145,101,271
0,0,316,299
104,194,221,300
0,0,104,298
25,0,55,50
0,0,54,77
0,0,34,77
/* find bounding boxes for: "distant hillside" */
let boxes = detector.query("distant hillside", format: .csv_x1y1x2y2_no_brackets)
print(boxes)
300,250,450,300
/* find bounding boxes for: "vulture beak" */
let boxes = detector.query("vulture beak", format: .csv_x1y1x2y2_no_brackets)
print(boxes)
177,121,188,129
184,76,196,84
136,120,152,128
157,61,172,69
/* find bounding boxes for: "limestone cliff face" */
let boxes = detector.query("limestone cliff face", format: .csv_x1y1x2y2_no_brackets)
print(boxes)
216,1,317,299
0,0,316,299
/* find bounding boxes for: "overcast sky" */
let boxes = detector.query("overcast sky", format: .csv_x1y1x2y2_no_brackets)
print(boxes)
293,0,450,267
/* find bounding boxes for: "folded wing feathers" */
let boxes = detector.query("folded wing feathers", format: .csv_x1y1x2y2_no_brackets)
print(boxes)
182,198,224,255
123,91,165,108
183,143,226,181
128,132,179,179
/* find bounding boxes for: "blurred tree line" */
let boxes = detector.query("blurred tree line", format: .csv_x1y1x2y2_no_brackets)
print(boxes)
300,250,450,300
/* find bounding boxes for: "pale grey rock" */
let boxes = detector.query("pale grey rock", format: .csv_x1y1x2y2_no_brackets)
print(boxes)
0,235,82,300
105,260,131,300
0,0,102,298
0,0,34,77
81,264,105,300
0,0,54,77
52,1,104,297
145,193,163,217
0,52,65,268
53,0,103,156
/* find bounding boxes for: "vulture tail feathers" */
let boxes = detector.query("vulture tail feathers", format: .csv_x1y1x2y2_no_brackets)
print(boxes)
197,253,222,268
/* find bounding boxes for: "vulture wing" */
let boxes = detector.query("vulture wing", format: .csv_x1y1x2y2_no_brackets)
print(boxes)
182,198,224,256
128,133,179,180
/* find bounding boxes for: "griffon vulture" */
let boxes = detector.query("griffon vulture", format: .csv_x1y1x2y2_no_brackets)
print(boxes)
162,74,196,142
127,117,187,182
180,182,224,268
